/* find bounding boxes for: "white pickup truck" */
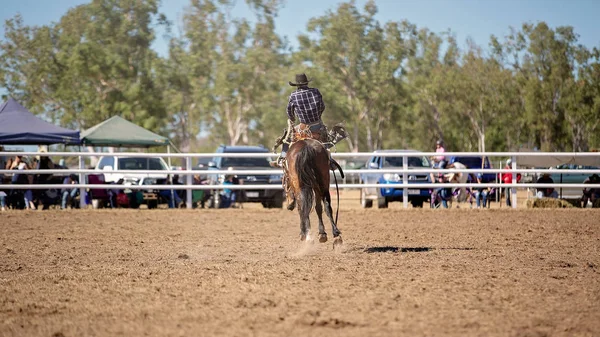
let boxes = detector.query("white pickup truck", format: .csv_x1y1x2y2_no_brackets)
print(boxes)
95,155,169,184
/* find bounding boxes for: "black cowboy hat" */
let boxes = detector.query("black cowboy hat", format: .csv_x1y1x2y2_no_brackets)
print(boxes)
289,73,312,86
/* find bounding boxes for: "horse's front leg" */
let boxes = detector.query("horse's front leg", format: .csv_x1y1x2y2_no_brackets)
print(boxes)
315,194,327,243
323,191,341,238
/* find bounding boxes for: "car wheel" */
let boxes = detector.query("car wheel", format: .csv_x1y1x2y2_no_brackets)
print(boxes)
377,196,388,209
360,189,373,208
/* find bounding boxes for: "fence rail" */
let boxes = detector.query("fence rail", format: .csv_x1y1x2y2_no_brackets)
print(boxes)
2,151,600,209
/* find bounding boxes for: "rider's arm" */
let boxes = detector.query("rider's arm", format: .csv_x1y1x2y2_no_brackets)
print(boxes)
286,95,295,122
316,88,325,114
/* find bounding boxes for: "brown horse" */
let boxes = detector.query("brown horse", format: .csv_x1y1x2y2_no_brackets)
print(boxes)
285,138,342,244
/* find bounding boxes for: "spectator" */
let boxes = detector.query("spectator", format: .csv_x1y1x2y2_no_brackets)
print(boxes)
536,173,558,198
220,175,238,208
0,178,6,211
582,174,600,207
474,173,489,208
430,139,446,182
432,161,450,209
10,156,36,210
158,176,183,208
500,159,521,207
61,174,79,209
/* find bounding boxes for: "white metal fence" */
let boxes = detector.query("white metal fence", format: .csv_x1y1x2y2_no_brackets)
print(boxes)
2,151,600,209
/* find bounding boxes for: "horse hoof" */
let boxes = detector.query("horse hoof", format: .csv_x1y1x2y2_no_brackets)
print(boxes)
300,234,306,241
333,236,343,248
319,233,328,243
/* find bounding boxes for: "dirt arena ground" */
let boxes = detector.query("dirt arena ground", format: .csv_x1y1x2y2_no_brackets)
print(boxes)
1,192,599,337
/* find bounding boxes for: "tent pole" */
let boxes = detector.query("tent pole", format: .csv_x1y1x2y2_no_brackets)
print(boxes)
168,145,175,208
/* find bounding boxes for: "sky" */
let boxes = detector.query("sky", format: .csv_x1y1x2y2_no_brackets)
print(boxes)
1,0,599,58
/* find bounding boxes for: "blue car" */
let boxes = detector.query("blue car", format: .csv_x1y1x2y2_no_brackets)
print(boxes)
360,150,432,208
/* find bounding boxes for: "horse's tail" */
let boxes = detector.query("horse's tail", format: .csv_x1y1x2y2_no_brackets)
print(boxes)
330,158,345,179
295,141,323,212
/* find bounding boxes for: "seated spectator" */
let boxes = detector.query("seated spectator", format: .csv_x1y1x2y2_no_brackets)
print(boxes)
220,175,238,208
536,173,558,198
474,173,489,208
158,176,183,208
192,174,211,208
0,179,6,211
61,174,79,209
582,174,600,207
432,161,451,209
10,156,36,210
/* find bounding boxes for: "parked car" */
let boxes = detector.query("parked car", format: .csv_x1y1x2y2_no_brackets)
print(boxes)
207,145,284,208
360,150,432,208
549,164,599,198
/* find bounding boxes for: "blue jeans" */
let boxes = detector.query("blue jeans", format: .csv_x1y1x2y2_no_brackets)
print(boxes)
24,190,34,209
159,190,182,208
475,190,488,208
0,194,6,208
434,188,450,208
62,188,78,209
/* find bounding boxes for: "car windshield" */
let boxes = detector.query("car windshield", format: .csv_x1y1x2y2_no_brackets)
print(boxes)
555,164,599,170
221,157,271,168
118,157,167,170
453,157,489,168
382,156,430,167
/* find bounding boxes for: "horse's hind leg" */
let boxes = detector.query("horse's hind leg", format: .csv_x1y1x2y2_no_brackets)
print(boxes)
298,190,312,241
315,193,327,243
323,191,341,237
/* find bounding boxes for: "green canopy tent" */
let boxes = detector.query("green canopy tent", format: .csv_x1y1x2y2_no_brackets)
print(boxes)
81,115,183,206
81,115,170,148
81,115,180,165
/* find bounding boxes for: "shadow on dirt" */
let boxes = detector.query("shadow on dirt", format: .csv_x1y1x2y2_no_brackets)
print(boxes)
364,246,474,253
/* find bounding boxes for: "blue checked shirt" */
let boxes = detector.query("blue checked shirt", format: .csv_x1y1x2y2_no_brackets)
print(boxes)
286,87,325,124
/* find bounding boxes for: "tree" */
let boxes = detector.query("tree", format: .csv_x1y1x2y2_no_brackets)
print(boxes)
0,0,169,133
298,0,413,152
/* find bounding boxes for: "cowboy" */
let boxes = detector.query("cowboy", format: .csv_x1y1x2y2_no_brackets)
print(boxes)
270,73,329,167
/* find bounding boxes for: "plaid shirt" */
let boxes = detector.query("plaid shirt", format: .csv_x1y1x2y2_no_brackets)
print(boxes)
286,87,325,124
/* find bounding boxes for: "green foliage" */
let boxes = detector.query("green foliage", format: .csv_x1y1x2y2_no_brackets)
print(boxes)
1,1,599,153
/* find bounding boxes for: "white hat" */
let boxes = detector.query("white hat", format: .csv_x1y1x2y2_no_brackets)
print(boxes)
506,158,512,165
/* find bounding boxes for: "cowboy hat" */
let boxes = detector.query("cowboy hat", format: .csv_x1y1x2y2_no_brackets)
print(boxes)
289,73,312,86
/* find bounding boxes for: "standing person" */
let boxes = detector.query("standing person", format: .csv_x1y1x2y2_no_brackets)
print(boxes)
501,159,521,207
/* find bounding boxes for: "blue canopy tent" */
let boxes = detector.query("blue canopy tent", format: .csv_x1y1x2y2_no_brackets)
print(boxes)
0,97,80,145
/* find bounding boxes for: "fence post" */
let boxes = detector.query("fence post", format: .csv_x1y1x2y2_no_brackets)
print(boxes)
186,155,193,209
511,155,517,209
403,155,408,209
78,155,86,209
